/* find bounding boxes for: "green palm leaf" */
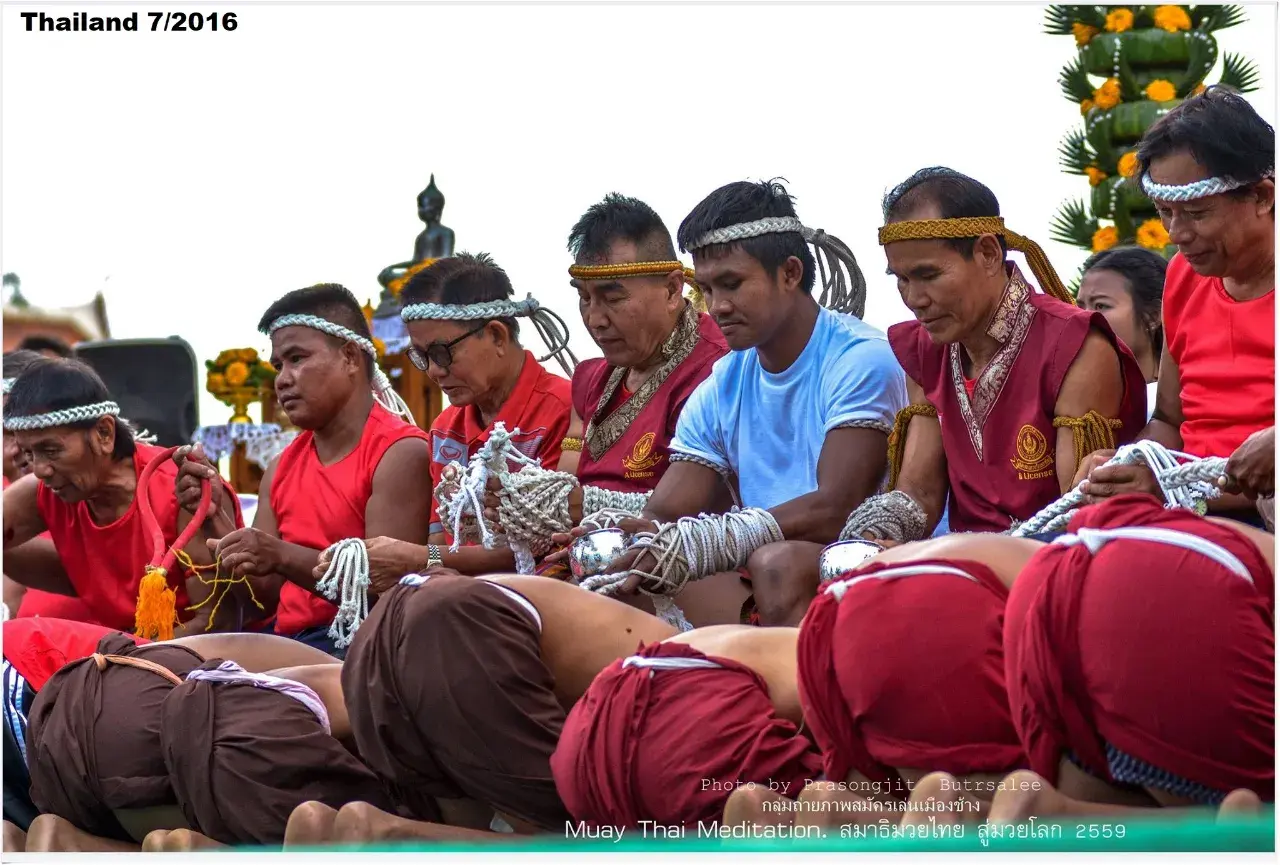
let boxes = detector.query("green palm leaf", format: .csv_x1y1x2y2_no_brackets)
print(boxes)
1058,130,1096,174
1050,199,1099,249
1219,52,1262,93
1060,55,1095,103
1194,4,1247,32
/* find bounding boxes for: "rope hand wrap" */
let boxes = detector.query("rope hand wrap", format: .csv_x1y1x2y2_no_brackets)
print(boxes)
1012,441,1227,537
315,538,372,649
1141,172,1261,203
686,217,867,319
434,422,540,573
877,217,1074,307
401,294,579,377
581,507,782,598
839,491,929,543
3,400,120,431
582,486,650,517
267,314,415,424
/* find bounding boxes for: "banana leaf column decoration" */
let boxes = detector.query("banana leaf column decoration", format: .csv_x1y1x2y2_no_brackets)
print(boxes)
1044,5,1261,286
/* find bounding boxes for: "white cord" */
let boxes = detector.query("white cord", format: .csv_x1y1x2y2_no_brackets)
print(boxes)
316,538,371,649
1012,441,1228,537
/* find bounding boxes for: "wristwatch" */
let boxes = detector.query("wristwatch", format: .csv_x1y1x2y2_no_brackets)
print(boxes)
426,543,443,571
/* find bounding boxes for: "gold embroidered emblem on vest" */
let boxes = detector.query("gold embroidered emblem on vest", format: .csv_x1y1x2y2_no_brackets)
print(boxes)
1011,424,1055,479
623,431,664,478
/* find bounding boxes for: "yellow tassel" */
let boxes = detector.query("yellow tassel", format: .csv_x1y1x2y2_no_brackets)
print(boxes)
135,566,178,642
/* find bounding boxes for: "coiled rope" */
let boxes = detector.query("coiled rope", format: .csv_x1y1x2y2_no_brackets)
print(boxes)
315,537,371,649
1011,441,1227,538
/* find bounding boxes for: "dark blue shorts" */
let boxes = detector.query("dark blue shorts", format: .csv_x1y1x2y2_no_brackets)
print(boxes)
283,624,347,660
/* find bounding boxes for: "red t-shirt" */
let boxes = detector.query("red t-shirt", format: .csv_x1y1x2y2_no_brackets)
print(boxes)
428,350,572,538
3,618,147,692
270,403,429,635
2,476,100,623
1163,253,1275,457
36,442,241,634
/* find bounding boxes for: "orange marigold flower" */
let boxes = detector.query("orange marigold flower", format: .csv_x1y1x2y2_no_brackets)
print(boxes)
1073,22,1099,45
1092,225,1120,253
224,361,250,387
1118,152,1139,178
1094,78,1122,110
1153,5,1192,32
1145,79,1177,102
1085,166,1108,186
1136,219,1171,250
1105,8,1134,32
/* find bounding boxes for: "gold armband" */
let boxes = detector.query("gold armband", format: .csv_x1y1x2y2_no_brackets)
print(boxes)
887,404,939,490
1053,410,1123,469
560,436,584,453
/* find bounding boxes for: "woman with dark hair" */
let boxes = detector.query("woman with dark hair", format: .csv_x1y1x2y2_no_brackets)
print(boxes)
1077,246,1166,418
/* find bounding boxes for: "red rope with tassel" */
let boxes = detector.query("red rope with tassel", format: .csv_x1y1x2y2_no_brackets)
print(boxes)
134,446,213,641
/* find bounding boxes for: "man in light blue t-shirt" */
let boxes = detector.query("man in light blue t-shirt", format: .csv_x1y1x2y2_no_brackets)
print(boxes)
602,179,907,627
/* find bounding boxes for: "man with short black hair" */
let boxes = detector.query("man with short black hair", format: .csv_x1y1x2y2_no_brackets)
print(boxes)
841,167,1146,549
588,179,905,627
178,283,432,656
1077,88,1275,523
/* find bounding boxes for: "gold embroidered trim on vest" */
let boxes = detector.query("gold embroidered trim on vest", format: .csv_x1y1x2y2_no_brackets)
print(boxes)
584,303,701,462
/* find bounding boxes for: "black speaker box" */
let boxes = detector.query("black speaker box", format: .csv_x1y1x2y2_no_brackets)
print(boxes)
73,337,199,447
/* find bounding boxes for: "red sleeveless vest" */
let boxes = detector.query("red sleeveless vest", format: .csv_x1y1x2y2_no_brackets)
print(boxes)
889,266,1147,534
572,307,728,494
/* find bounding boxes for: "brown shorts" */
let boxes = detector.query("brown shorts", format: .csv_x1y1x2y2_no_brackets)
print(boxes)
343,574,570,831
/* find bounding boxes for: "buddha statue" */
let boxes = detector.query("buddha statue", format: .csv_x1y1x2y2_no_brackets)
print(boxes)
413,175,455,261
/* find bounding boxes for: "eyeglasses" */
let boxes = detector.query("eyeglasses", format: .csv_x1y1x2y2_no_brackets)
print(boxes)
406,323,487,372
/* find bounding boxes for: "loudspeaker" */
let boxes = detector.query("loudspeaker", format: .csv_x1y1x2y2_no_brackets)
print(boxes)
74,337,199,447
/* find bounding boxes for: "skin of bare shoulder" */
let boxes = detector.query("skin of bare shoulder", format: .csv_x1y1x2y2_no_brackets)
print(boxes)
482,574,677,704
265,663,350,742
1205,517,1276,573
857,534,1046,589
170,632,341,672
664,625,803,724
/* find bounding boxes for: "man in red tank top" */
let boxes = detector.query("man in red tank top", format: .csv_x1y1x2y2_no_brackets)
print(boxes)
2,350,98,624
339,254,575,579
2,359,238,636
838,167,1146,545
1077,88,1275,526
177,284,432,658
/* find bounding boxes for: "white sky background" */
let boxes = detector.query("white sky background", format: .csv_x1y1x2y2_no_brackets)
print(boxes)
1,0,1275,430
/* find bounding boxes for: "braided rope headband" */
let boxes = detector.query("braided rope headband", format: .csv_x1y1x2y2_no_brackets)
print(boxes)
268,314,415,424
1,378,14,396
568,261,707,311
3,400,121,431
1140,172,1265,203
877,217,1075,307
400,293,579,376
685,216,867,319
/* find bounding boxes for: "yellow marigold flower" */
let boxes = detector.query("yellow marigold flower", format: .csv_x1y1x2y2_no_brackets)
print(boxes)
1118,151,1139,178
1193,82,1206,96
1136,218,1171,250
1153,5,1192,32
1145,79,1177,102
1094,78,1122,110
1080,98,1095,115
1073,22,1099,45
1105,8,1134,32
238,348,258,363
1085,166,1108,186
224,361,250,387
1092,225,1120,253
372,337,387,357
215,350,233,367
206,372,227,393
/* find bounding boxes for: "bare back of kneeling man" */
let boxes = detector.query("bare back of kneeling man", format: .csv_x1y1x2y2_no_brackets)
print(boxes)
292,572,677,847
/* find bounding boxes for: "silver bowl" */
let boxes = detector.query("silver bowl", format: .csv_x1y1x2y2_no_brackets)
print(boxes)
818,539,884,584
569,528,631,580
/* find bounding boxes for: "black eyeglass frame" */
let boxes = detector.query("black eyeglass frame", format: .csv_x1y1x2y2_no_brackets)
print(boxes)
406,322,488,372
